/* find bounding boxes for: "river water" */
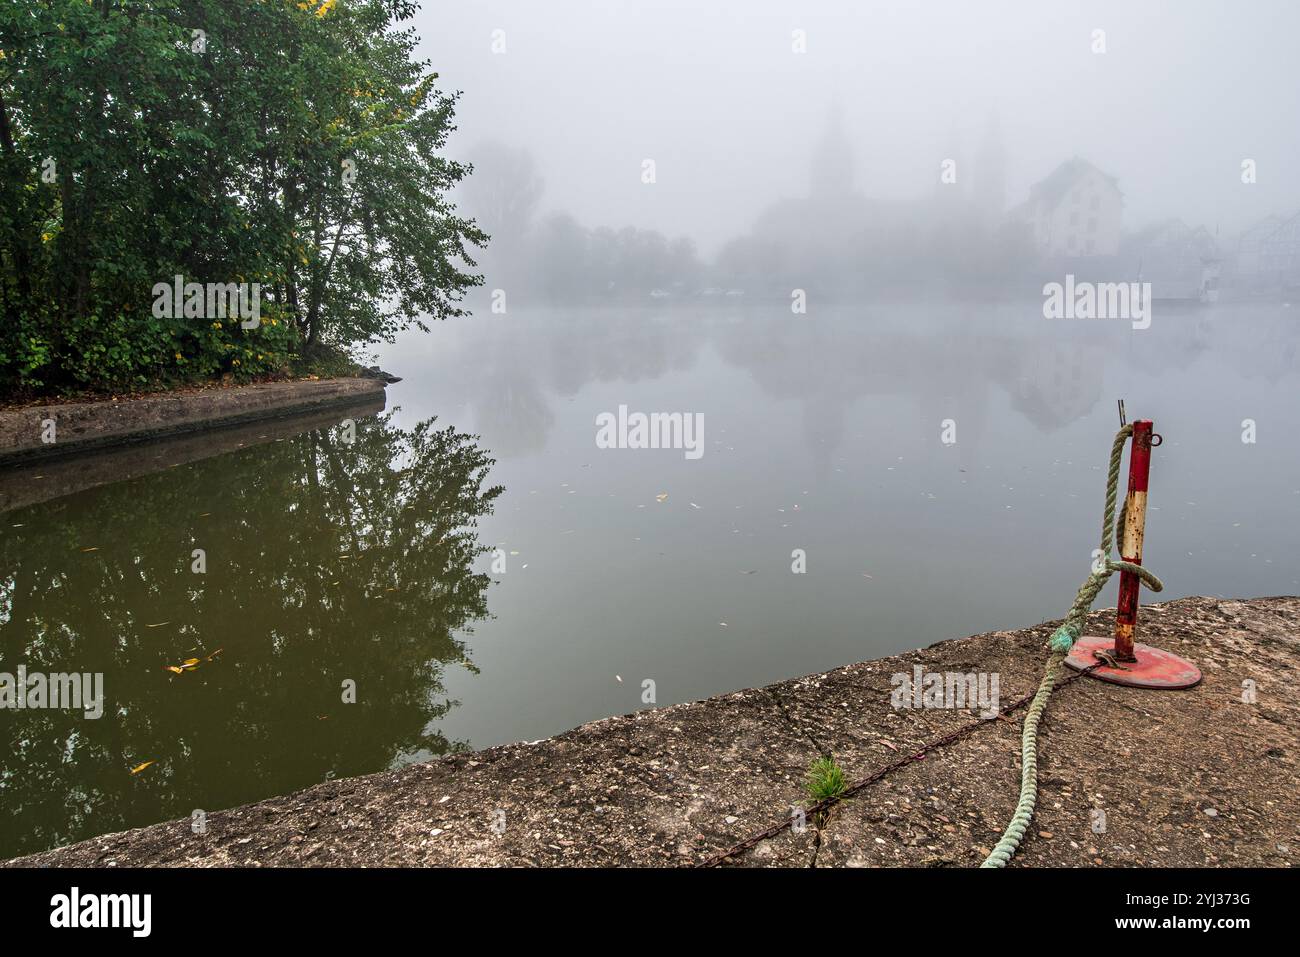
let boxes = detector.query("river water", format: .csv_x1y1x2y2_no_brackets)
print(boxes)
2,300,1297,857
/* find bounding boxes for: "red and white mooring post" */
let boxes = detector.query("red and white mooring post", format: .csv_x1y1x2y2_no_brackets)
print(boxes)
1064,417,1202,689
1113,419,1154,662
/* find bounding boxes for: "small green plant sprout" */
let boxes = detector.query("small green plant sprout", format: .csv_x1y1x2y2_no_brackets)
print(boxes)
804,755,847,804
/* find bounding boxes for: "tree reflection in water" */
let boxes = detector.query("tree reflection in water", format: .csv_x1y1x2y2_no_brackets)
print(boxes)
0,412,503,859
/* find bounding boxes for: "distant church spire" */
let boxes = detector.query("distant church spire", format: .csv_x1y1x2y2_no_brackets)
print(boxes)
810,96,853,198
974,111,1006,222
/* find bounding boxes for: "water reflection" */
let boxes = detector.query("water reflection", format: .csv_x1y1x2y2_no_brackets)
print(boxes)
419,300,1296,462
6,300,1298,860
0,411,501,858
368,302,1298,786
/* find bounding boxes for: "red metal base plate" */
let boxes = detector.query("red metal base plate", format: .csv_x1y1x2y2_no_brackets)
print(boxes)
1063,636,1202,689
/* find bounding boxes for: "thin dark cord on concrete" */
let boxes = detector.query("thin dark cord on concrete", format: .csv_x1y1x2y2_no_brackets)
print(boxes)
700,661,1103,867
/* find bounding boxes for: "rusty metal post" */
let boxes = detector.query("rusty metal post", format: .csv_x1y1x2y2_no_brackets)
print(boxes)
1066,414,1199,688
1113,420,1153,662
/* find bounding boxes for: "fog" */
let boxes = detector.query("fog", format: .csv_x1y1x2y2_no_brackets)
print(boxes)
413,0,1300,270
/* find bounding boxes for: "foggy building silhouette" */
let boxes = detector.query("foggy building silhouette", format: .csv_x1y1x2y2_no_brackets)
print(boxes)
1010,158,1123,258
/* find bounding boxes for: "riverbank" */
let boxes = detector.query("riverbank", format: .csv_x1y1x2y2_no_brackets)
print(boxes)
0,392,384,514
6,595,1296,868
0,376,388,466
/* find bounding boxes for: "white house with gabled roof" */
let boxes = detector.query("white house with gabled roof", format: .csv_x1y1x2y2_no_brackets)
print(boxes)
1010,158,1123,258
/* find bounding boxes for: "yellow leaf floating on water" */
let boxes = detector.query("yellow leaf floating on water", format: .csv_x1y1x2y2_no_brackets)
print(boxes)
163,666,184,674
130,761,155,775
80,546,98,552
182,658,200,668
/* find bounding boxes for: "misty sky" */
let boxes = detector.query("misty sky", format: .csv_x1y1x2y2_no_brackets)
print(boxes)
412,0,1300,253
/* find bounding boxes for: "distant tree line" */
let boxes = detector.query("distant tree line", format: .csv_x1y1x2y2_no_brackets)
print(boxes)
463,140,1045,306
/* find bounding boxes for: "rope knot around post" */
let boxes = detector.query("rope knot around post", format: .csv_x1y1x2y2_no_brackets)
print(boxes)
1047,559,1164,654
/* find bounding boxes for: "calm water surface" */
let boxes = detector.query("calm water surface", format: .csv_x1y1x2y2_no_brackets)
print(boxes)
3,301,1298,856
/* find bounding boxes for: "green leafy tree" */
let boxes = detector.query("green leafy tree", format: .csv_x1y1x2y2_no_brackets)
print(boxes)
0,0,484,396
